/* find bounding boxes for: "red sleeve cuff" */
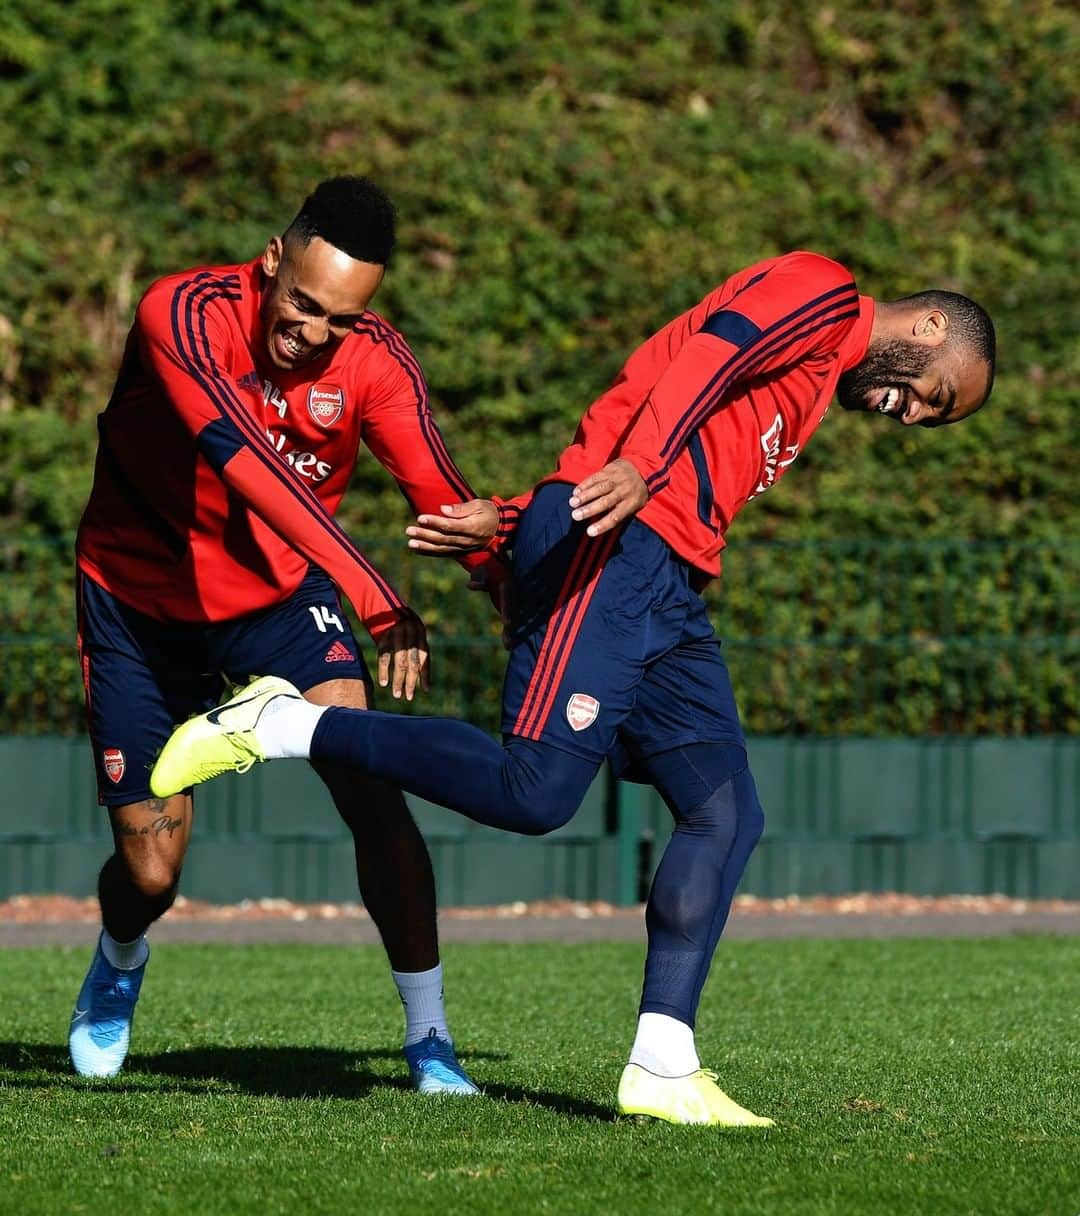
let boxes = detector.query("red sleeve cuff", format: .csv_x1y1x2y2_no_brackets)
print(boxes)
361,603,414,641
489,496,525,553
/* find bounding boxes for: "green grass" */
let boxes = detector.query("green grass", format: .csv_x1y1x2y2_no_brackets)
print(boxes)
0,939,1077,1215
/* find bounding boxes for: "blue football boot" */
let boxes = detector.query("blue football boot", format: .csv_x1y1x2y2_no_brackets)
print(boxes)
403,1028,480,1096
68,934,147,1078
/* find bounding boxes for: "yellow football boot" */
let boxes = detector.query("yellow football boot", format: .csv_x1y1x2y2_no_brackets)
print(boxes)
617,1064,775,1127
150,675,300,798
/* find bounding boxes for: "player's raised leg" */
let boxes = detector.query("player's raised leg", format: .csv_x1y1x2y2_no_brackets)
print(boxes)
152,486,637,836
151,677,598,834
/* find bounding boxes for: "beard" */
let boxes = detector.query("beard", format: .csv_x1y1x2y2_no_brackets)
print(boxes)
837,339,934,412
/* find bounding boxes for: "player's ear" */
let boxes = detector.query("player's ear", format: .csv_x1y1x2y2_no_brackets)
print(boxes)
913,309,949,346
262,236,284,280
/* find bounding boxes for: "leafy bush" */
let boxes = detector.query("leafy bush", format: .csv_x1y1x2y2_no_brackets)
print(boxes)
0,0,1075,734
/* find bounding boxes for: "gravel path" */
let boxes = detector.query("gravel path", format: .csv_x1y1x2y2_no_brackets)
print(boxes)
2,895,1078,948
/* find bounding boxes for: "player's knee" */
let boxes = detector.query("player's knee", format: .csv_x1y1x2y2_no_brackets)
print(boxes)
501,787,578,836
677,764,764,850
507,797,578,836
128,859,181,906
733,767,765,849
115,843,183,904
502,740,595,835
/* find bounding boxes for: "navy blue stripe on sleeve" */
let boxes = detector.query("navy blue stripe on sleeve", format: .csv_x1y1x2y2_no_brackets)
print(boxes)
686,433,716,530
170,276,279,452
700,309,761,346
196,415,246,472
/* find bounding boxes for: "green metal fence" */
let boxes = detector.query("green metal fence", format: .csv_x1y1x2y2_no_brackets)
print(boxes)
1,735,1077,903
1,538,1077,902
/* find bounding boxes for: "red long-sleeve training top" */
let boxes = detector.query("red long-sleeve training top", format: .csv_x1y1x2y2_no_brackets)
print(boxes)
77,258,487,637
494,251,874,580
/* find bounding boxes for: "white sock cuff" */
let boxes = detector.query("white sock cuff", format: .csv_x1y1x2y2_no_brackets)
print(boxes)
628,1012,700,1078
257,696,327,759
391,963,450,1047
390,962,444,991
100,929,149,971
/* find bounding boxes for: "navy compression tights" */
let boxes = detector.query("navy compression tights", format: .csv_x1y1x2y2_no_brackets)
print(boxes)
312,709,763,1024
312,707,596,834
637,743,764,1026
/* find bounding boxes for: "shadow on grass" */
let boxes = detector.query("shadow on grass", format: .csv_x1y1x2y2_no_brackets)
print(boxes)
473,1080,615,1122
0,1041,614,1120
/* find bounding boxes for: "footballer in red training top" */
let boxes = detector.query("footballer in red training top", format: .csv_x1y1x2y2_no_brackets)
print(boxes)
77,251,490,637
68,178,495,1094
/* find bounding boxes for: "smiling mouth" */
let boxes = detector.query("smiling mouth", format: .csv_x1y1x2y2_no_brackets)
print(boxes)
876,387,905,418
278,331,309,362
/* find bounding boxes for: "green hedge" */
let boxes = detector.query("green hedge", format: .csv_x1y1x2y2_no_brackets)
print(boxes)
0,1,1076,735
2,537,1075,736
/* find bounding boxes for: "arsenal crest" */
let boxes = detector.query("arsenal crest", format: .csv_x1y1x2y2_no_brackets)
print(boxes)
103,748,126,784
566,693,600,732
307,384,345,427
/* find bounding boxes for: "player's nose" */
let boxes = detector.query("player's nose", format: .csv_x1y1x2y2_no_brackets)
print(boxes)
301,316,330,346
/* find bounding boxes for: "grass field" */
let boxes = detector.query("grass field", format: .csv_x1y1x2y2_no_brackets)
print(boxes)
0,938,1077,1215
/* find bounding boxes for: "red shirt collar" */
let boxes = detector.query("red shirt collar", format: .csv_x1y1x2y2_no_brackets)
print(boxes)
839,296,875,370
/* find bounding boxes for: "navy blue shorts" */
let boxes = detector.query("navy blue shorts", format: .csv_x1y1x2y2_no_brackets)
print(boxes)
77,567,370,806
501,483,745,776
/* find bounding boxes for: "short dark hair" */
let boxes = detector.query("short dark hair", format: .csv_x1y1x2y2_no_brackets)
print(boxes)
284,176,396,265
896,289,997,398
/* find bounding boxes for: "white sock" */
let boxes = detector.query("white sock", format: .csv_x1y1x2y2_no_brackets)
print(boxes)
100,929,149,971
255,695,327,759
628,1012,700,1078
392,963,451,1047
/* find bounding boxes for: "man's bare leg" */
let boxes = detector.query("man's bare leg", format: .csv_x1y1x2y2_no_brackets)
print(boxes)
303,678,478,1095
70,793,192,1076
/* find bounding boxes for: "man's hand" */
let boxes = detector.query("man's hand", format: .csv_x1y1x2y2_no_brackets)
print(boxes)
375,611,431,701
406,500,499,554
568,458,649,536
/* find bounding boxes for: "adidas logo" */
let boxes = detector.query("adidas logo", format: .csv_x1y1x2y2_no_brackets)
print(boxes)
324,641,354,663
